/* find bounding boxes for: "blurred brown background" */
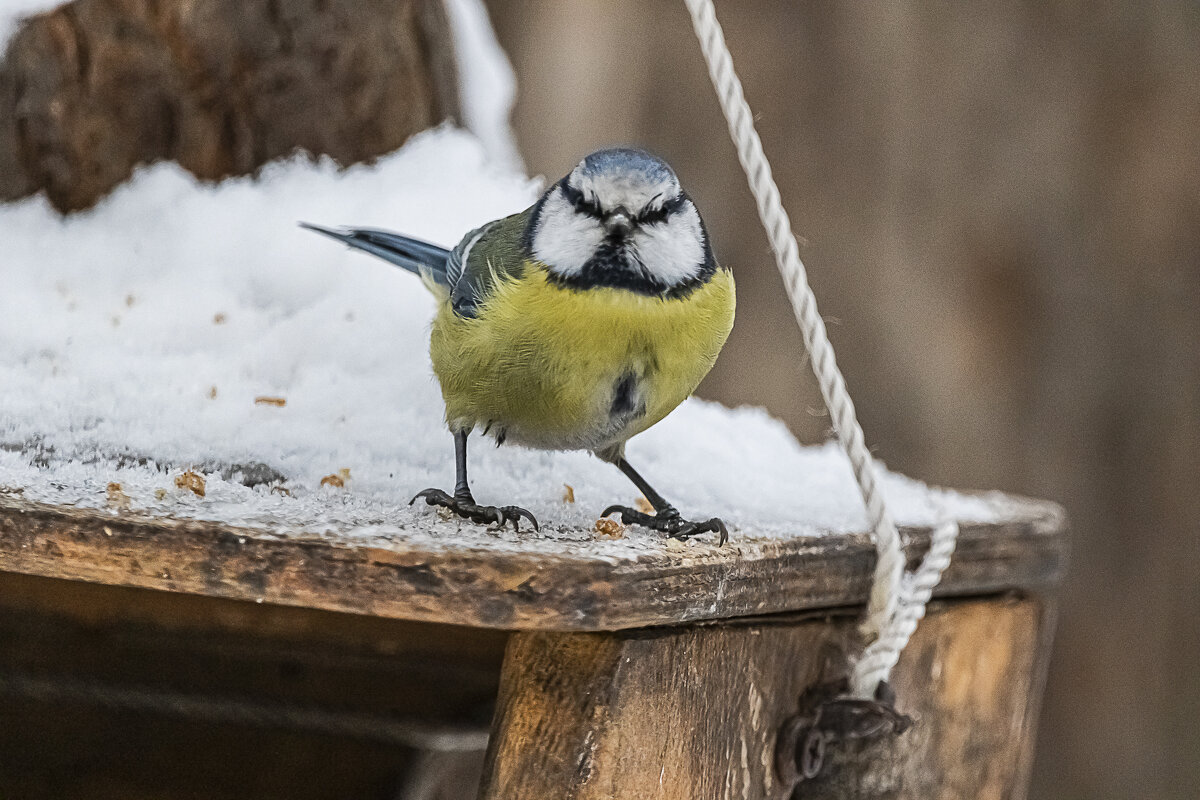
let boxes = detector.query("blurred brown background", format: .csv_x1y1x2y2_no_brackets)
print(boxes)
1,0,1196,798
484,2,1199,799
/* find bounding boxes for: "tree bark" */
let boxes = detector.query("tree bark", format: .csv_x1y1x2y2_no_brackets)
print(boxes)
0,0,459,212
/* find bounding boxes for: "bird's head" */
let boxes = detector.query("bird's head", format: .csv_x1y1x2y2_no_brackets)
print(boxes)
524,148,714,295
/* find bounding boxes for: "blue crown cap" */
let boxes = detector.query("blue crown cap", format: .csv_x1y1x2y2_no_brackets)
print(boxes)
577,148,676,183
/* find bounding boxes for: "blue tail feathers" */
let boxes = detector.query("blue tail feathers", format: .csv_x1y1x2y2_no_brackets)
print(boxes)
300,223,451,286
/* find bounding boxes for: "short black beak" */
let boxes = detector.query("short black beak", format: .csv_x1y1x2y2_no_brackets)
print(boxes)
604,207,633,236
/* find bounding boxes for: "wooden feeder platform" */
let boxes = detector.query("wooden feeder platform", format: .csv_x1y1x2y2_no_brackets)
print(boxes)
0,1,1071,795
0,490,1065,799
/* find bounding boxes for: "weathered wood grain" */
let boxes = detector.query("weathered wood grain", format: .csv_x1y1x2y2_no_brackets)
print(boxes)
479,597,1049,799
0,494,1065,631
0,0,458,212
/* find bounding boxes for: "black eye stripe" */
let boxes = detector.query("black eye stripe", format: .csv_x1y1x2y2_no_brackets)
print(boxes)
560,180,688,225
560,181,604,220
637,194,687,225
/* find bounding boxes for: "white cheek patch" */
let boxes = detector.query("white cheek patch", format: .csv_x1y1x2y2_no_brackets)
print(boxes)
532,189,606,277
631,202,706,285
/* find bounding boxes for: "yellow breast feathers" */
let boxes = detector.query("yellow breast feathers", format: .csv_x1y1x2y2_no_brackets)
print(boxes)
429,263,735,452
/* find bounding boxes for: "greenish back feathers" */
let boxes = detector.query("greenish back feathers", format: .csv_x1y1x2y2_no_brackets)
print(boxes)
445,211,531,317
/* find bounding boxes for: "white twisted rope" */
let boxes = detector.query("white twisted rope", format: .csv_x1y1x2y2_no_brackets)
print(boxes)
851,521,958,695
682,0,959,700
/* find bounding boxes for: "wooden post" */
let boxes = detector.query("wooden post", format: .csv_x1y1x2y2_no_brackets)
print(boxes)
0,0,459,211
480,597,1051,799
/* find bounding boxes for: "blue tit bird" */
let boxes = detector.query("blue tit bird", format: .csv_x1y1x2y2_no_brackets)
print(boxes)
302,148,735,543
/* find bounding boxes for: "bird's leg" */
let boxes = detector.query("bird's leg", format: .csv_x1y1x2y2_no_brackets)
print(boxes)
451,427,473,502
410,429,539,531
602,457,728,545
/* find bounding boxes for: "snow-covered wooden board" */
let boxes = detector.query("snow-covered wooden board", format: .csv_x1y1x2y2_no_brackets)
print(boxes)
0,128,1065,630
0,491,1064,631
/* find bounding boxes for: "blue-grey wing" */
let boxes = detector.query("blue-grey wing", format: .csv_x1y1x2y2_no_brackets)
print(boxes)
300,223,451,285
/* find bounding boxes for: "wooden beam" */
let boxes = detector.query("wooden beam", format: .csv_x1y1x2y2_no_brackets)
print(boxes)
479,596,1049,799
0,571,498,798
0,571,506,730
0,495,1064,632
0,495,1065,631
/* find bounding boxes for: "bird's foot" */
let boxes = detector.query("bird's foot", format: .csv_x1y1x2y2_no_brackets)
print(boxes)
410,488,539,532
601,504,728,545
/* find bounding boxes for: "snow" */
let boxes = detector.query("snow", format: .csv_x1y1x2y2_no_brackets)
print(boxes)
0,0,65,52
0,127,1011,556
444,0,524,173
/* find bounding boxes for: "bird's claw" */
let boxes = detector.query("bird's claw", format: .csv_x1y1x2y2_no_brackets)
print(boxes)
410,488,539,532
601,505,728,545
496,504,540,532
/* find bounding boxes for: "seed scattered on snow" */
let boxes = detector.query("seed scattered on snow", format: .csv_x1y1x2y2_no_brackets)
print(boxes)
320,468,351,488
255,396,286,407
106,482,130,509
213,313,227,324
175,470,206,497
594,517,625,539
562,484,575,504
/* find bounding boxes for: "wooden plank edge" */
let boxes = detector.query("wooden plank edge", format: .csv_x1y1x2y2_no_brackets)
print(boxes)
0,495,1066,632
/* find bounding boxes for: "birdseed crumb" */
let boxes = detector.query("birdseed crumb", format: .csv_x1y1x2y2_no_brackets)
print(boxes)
106,482,130,509
594,517,625,539
320,468,352,488
175,470,206,497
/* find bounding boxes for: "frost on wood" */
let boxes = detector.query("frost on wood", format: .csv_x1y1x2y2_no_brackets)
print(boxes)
0,128,1008,557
